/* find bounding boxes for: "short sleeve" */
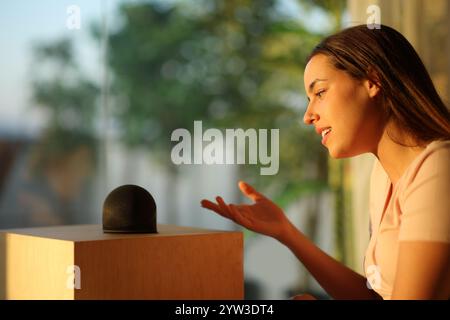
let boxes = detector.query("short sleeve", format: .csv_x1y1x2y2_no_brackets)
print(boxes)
398,146,450,242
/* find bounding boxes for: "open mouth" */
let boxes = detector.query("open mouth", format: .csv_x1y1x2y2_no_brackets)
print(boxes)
321,128,332,139
321,128,332,144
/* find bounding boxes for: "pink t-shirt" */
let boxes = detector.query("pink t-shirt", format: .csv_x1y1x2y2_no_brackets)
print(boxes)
364,139,450,299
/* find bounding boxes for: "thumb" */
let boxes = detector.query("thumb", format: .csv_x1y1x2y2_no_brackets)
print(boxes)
238,181,265,202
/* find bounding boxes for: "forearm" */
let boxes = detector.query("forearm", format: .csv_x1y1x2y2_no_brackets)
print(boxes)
279,223,382,300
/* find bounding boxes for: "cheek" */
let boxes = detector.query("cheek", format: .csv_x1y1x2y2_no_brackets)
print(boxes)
326,94,376,156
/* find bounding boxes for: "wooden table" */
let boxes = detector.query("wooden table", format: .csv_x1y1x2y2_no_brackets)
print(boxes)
0,224,243,300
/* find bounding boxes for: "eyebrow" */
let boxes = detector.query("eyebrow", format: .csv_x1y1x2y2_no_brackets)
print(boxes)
308,78,328,93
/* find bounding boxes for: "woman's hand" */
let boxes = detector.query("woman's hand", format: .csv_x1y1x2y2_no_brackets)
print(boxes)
200,181,294,242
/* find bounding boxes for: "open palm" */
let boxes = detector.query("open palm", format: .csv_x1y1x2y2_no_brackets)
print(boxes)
201,181,292,241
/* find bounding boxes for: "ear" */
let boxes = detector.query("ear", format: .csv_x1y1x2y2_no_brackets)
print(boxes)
364,78,381,98
364,68,381,98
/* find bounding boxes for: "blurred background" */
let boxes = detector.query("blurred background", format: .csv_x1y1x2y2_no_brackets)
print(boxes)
0,0,449,299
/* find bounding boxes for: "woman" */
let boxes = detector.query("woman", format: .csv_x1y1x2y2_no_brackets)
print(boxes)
201,24,450,300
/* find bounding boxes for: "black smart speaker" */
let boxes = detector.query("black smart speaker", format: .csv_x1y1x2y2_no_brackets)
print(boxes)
102,184,157,233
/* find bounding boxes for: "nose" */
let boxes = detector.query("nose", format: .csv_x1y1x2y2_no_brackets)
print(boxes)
303,104,318,125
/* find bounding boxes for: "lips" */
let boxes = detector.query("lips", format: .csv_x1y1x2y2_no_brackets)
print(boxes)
315,126,331,136
321,128,332,139
314,126,332,145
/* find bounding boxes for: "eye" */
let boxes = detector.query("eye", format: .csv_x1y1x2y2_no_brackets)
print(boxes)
315,89,326,98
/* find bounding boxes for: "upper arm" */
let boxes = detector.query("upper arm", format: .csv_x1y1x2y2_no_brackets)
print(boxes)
392,147,450,299
399,147,450,243
391,241,450,299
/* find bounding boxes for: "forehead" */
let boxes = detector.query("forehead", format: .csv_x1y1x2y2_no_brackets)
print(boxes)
304,54,334,85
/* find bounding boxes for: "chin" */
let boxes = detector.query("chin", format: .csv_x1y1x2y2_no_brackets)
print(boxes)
328,144,363,159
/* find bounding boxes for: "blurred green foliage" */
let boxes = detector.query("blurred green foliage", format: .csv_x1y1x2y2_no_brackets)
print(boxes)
31,38,99,135
30,38,99,174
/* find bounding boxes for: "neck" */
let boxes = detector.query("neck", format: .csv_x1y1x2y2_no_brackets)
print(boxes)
372,126,428,186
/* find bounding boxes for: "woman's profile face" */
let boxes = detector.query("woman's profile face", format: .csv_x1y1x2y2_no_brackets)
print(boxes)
303,54,385,158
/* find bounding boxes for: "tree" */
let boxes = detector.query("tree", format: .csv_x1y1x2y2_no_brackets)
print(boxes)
31,38,99,135
25,38,99,226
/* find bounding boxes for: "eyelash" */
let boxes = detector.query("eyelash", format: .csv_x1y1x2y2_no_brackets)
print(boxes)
315,89,326,98
307,89,327,102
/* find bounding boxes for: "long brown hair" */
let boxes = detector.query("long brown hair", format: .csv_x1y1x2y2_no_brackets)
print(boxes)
307,24,450,146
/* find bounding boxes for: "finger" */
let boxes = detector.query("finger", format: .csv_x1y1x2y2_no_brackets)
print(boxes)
216,196,235,221
238,180,265,202
201,199,230,220
200,199,221,213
